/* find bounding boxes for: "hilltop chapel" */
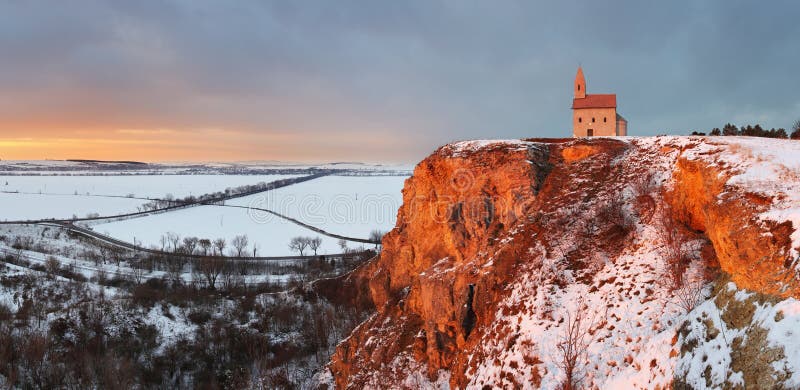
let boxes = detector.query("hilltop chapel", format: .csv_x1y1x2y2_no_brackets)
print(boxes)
572,67,627,137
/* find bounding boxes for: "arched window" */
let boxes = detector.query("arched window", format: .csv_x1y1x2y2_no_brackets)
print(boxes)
603,117,607,123
578,117,582,123
578,84,581,91
592,117,595,123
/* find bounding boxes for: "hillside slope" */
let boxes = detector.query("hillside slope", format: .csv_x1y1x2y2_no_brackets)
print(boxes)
318,136,800,389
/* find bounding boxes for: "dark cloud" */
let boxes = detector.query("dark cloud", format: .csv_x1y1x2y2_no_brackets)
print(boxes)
0,0,798,161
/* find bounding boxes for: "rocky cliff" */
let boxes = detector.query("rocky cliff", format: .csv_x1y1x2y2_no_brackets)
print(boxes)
318,136,800,389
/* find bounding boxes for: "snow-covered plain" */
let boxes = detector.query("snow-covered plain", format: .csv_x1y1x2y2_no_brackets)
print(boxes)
229,175,408,238
0,192,149,221
0,174,299,199
93,205,372,256
1,173,408,256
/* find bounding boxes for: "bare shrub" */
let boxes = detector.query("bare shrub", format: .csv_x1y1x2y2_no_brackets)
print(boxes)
44,256,60,277
596,197,634,233
631,171,657,196
656,204,686,292
674,278,707,313
557,299,601,390
94,267,108,285
655,203,710,312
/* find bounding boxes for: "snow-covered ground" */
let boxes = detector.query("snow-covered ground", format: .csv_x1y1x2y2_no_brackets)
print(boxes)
0,174,299,199
229,175,408,238
0,172,406,256
93,205,371,256
0,192,149,221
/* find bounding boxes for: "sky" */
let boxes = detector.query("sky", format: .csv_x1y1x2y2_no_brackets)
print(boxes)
0,1,798,163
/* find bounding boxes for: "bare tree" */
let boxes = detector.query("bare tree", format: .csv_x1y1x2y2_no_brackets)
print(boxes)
182,237,199,255
369,229,386,247
197,257,226,289
130,260,146,284
308,237,322,256
213,238,227,256
369,230,385,249
221,261,245,291
110,246,124,267
97,244,112,265
338,238,348,253
198,239,212,255
289,237,309,256
166,232,181,253
159,234,168,252
791,119,800,140
231,235,249,257
165,258,187,286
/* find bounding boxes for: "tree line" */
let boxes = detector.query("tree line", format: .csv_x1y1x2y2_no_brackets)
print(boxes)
691,119,800,139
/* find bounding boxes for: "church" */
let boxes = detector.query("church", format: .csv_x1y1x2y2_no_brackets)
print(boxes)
572,67,627,137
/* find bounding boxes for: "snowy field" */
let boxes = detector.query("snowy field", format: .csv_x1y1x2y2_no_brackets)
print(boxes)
0,173,409,256
229,175,408,238
0,174,299,199
0,192,149,221
93,204,373,256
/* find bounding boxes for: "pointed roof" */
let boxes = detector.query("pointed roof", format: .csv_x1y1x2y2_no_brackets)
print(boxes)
572,94,616,109
575,66,585,83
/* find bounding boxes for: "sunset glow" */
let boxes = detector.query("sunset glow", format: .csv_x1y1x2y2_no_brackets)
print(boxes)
1,1,798,162
0,127,417,162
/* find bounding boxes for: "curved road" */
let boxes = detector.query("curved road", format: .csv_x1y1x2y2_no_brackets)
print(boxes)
41,221,370,261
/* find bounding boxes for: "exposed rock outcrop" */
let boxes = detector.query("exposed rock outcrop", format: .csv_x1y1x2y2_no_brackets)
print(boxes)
319,136,800,389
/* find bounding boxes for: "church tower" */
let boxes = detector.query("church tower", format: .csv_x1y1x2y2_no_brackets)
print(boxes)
574,66,586,99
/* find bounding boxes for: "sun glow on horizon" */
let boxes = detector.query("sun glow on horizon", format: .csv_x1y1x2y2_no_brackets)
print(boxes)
0,127,419,163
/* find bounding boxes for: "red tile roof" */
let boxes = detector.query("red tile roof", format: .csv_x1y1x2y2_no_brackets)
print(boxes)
572,94,616,109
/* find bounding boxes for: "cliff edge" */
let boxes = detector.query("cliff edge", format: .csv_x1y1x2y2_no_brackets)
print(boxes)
318,136,800,389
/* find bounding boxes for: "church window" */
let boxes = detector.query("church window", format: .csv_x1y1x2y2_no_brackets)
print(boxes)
578,117,582,123
592,117,595,123
578,84,581,91
604,117,607,123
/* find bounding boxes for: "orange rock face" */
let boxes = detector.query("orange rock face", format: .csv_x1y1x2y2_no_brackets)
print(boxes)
667,156,799,296
322,137,800,389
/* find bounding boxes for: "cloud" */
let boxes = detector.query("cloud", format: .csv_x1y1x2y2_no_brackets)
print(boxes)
0,0,798,161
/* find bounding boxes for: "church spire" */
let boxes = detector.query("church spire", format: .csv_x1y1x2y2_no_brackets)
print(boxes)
574,66,586,99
